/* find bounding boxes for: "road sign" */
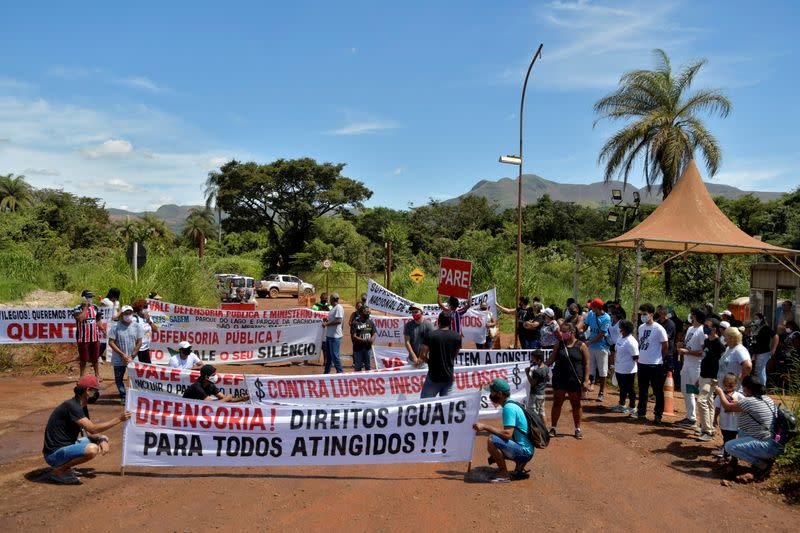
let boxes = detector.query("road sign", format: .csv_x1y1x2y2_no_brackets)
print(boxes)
438,257,472,299
322,259,332,270
126,241,147,269
409,268,425,284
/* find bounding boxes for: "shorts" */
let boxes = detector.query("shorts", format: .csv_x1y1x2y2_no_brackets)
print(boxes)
526,395,546,418
490,435,533,463
44,437,91,467
77,341,100,363
589,348,609,378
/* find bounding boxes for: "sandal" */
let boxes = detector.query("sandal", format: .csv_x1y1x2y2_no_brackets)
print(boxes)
490,477,511,483
510,470,530,480
49,471,81,485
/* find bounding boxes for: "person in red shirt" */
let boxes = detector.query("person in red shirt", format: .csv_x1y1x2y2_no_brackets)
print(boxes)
73,290,104,378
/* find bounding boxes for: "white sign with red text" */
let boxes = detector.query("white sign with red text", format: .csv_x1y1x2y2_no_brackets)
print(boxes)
126,362,249,399
0,308,78,344
371,312,490,346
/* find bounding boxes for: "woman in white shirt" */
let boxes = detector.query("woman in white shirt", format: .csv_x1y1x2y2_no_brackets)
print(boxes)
717,327,752,387
612,320,638,414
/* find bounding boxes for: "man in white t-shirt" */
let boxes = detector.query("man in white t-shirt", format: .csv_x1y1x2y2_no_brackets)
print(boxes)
322,293,345,374
168,341,203,370
99,288,121,362
633,303,669,424
676,308,707,428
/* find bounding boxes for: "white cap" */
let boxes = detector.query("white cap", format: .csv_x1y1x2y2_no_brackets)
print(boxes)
120,305,134,313
178,341,192,349
542,308,555,318
720,321,730,329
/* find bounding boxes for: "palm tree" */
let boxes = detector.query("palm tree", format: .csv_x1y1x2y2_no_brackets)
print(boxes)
0,173,33,212
116,216,143,243
183,207,216,258
594,49,732,199
140,213,174,250
205,162,233,243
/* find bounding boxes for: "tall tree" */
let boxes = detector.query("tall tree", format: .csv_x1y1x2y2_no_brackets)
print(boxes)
183,207,216,258
204,164,228,243
594,49,732,199
209,158,372,269
0,173,33,212
140,213,175,251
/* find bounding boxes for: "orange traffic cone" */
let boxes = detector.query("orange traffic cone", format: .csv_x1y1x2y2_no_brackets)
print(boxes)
663,371,676,417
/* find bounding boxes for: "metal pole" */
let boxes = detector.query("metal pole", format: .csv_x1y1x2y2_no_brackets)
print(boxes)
714,254,723,308
515,43,543,349
633,240,643,328
387,241,393,291
573,246,581,302
614,209,629,302
133,241,138,284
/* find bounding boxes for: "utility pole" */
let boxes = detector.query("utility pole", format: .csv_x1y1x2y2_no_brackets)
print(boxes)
386,241,393,291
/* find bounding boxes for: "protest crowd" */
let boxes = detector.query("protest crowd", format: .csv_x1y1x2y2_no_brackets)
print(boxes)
30,283,799,485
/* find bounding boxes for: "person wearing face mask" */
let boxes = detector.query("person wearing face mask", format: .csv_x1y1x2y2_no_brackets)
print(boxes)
351,305,376,371
632,303,669,424
182,365,250,402
168,341,203,370
404,305,433,367
73,289,105,379
472,378,533,483
748,312,778,386
131,298,159,364
545,322,590,439
697,318,725,441
42,375,131,484
718,327,752,387
676,308,707,429
477,302,497,349
108,305,143,403
350,293,369,327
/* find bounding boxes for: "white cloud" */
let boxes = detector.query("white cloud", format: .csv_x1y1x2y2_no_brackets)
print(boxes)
327,119,399,135
81,139,134,158
78,178,138,193
23,168,60,176
205,156,230,170
713,168,789,190
392,167,405,175
118,76,170,93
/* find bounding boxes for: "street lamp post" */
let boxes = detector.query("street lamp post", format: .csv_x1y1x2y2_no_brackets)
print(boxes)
499,43,543,348
608,189,640,302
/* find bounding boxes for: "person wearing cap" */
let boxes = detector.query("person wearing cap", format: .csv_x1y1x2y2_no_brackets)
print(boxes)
73,290,104,379
42,375,131,484
108,305,143,402
351,305,376,371
473,378,533,483
168,341,203,370
405,305,433,367
583,298,611,402
147,292,163,301
182,365,250,402
539,308,559,350
322,293,344,373
721,309,742,328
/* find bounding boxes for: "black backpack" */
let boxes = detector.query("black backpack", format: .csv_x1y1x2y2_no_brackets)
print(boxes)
508,400,550,449
774,405,798,446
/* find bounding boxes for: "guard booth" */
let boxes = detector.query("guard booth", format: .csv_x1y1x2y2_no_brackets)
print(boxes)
750,262,800,326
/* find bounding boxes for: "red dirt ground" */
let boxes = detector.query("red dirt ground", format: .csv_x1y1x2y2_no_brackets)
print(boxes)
0,296,797,531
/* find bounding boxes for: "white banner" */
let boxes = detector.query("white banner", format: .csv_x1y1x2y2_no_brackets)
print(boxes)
371,310,495,346
373,346,546,369
366,279,497,319
0,307,78,344
122,389,480,467
246,361,529,418
147,300,326,330
127,362,249,399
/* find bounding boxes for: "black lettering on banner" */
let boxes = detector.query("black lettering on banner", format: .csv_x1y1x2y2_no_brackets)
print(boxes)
143,431,203,456
212,435,282,457
290,433,416,457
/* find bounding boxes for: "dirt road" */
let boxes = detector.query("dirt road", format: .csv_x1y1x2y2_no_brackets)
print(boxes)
0,296,797,531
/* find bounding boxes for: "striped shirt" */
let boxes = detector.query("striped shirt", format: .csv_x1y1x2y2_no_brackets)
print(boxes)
738,395,776,440
449,306,469,335
73,304,103,343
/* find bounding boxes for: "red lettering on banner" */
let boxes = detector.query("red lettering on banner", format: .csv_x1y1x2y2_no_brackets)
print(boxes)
136,396,266,431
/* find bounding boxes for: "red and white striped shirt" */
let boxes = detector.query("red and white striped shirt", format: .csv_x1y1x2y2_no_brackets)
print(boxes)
73,304,102,343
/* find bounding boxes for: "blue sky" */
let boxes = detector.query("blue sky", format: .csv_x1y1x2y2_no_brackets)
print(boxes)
2,0,799,211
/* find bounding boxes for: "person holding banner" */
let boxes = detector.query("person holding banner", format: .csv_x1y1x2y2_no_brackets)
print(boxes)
132,299,159,364
351,305,376,371
439,295,473,336
108,306,143,402
419,311,461,397
73,289,104,379
473,378,534,483
476,301,496,349
42,375,131,485
405,305,433,367
182,365,250,402
322,293,345,374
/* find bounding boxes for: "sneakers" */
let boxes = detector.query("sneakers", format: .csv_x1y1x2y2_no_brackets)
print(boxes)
575,428,583,440
597,392,605,402
697,432,714,442
549,427,557,437
625,407,637,415
629,410,644,420
713,447,725,458
676,418,696,427
610,404,626,413
653,416,663,426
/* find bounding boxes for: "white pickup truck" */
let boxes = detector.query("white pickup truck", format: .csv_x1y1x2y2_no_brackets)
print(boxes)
256,274,315,298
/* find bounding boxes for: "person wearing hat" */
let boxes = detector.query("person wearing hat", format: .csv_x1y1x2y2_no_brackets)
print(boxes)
182,365,250,402
321,293,344,373
473,378,533,483
108,305,143,402
73,290,105,379
721,309,742,328
147,292,163,301
168,341,203,370
42,375,131,484
350,305,376,371
404,305,433,367
539,308,559,350
583,298,611,401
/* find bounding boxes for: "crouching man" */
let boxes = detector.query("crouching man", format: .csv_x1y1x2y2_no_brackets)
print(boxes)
182,365,250,402
472,378,534,483
42,375,131,484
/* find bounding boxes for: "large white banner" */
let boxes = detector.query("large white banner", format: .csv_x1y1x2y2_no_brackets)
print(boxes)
127,362,249,399
0,307,78,344
366,279,497,319
372,346,545,369
246,361,529,418
147,300,327,330
122,389,480,467
371,313,493,346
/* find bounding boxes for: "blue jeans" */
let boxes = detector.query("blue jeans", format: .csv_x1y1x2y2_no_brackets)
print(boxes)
113,364,127,400
490,435,533,463
353,348,372,371
324,337,343,374
522,339,540,350
420,375,453,398
44,437,91,467
725,436,782,466
754,352,771,386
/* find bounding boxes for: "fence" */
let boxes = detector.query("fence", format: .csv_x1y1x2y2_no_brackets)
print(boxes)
296,271,385,305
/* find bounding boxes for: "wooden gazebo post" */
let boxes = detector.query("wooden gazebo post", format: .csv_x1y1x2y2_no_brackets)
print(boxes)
632,239,643,324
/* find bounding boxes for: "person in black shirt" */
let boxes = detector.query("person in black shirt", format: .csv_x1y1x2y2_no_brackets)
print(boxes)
183,365,250,402
419,311,462,398
697,318,725,441
498,296,531,349
42,375,131,484
350,305,376,371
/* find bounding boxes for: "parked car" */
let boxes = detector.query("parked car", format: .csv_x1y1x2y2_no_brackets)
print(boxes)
215,273,255,302
257,274,315,298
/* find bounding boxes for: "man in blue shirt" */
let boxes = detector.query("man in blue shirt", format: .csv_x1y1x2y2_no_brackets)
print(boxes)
584,298,611,402
473,378,534,483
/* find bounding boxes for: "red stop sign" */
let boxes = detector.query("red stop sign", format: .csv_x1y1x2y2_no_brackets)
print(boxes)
438,257,472,299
